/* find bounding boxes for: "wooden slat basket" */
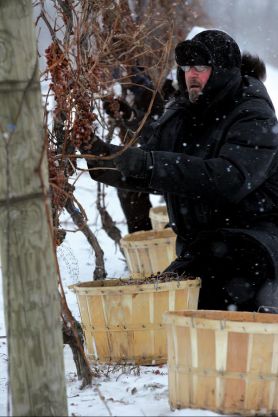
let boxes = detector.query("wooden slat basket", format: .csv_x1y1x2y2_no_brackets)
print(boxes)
163,309,278,416
149,205,169,230
71,277,201,365
120,228,176,278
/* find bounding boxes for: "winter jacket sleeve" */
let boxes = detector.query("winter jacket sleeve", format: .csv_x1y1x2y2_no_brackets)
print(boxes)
87,166,159,194
147,105,278,204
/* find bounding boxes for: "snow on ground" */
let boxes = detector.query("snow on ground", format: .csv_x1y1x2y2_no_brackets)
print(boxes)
64,347,219,417
1,62,278,416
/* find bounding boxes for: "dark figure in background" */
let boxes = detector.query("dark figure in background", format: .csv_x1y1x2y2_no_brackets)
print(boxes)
103,66,176,233
82,30,278,312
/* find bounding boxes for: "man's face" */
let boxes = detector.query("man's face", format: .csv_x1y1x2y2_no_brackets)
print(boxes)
184,65,212,103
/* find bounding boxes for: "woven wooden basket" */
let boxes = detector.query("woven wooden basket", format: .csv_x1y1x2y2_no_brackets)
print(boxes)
120,228,176,278
163,309,278,415
149,205,169,230
71,277,201,365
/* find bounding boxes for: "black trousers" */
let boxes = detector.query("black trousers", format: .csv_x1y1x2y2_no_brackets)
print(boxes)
164,231,273,311
117,189,152,233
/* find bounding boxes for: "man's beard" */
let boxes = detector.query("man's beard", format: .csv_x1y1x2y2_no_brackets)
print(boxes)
188,87,202,103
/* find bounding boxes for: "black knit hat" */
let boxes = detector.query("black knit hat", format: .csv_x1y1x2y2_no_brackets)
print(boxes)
175,30,241,69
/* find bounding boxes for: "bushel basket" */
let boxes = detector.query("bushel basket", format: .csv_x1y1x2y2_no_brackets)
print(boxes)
71,276,201,365
163,309,278,416
120,228,176,278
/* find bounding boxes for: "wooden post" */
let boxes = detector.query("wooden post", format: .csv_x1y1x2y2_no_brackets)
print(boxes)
0,1,68,415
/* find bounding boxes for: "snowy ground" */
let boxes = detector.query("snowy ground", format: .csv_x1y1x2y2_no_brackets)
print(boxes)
1,62,278,416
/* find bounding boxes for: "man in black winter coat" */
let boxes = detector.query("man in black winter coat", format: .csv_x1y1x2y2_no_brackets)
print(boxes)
81,30,278,312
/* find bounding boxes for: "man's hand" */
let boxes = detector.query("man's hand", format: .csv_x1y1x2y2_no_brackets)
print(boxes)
78,135,119,170
79,135,153,179
78,134,115,155
114,147,153,180
163,254,195,276
85,145,152,176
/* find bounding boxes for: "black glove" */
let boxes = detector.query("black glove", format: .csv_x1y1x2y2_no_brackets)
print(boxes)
103,97,133,120
79,135,116,155
114,147,153,180
163,253,195,276
79,135,120,170
80,135,153,178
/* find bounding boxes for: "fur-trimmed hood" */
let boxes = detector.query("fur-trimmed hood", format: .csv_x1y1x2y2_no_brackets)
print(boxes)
241,52,266,81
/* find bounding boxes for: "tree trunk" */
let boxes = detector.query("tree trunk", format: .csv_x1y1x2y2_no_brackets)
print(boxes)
0,1,68,415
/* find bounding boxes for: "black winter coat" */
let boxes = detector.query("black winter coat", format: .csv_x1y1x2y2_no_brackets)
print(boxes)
90,67,278,308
